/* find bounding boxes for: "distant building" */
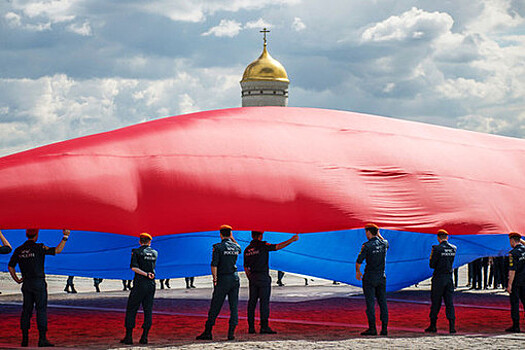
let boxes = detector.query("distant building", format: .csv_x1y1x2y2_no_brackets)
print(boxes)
241,28,289,107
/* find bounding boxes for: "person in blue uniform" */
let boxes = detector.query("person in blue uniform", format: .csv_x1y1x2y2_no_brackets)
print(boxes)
356,223,389,336
425,229,457,334
121,232,158,345
8,228,70,347
197,225,241,341
505,232,525,332
244,231,299,334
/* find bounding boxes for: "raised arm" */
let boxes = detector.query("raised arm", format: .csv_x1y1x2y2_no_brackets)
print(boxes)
276,234,299,251
55,229,70,254
0,230,12,253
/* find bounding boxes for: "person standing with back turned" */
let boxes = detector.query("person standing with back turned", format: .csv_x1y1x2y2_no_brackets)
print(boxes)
120,232,158,345
244,230,299,334
356,223,389,336
197,225,241,341
425,229,457,334
8,228,70,347
505,231,525,333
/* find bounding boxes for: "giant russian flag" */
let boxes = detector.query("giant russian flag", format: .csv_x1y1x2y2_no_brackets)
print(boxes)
0,107,522,291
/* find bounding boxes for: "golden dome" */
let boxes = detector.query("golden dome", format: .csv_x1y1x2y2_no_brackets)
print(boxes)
241,44,289,83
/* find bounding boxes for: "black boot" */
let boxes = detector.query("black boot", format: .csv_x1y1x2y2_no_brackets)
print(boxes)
196,325,212,340
21,329,29,347
380,323,388,336
120,328,133,344
160,279,165,290
449,319,456,334
260,322,277,334
505,320,520,333
228,325,236,340
38,330,54,347
139,328,149,344
70,285,77,293
248,323,256,334
64,285,70,293
425,319,437,333
361,324,377,336
166,279,171,288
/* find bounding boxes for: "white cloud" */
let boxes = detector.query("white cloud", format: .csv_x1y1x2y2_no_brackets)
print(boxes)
0,65,242,155
202,19,242,37
245,18,272,29
20,0,78,23
292,17,306,31
67,21,92,36
5,12,22,27
140,0,301,23
361,7,453,42
468,0,524,33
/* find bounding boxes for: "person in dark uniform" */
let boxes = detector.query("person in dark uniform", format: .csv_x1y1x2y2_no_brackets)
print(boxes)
244,231,299,334
64,276,77,293
7,228,70,347
505,232,525,332
197,225,241,341
185,277,195,289
93,278,103,292
471,258,482,290
122,279,132,291
120,232,158,345
425,229,457,334
356,223,389,336
276,271,285,286
160,278,171,289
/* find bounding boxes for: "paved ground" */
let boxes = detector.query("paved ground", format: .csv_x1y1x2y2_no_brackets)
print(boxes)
0,269,524,349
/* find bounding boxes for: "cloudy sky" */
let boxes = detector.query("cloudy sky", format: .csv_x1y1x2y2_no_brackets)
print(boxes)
0,0,524,155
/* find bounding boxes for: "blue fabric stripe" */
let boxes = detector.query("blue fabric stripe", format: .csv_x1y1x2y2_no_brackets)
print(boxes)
0,229,510,292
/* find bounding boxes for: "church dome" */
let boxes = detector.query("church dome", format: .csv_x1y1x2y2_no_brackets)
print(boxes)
241,45,289,83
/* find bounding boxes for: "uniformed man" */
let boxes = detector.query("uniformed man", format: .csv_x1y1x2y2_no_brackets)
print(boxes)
197,225,241,341
120,232,158,345
425,229,457,334
244,231,299,334
505,232,525,332
7,228,70,347
356,223,389,336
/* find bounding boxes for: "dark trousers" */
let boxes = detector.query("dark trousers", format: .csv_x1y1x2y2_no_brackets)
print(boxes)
510,285,525,323
362,276,388,327
247,275,271,329
482,257,489,289
494,257,505,288
453,268,458,288
205,274,240,328
430,274,455,321
125,281,155,330
21,279,48,331
472,259,482,289
277,271,285,283
66,276,74,286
